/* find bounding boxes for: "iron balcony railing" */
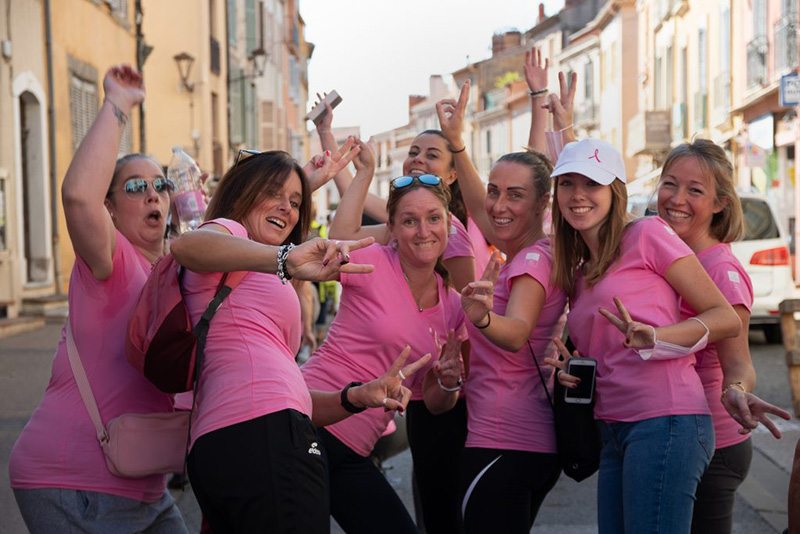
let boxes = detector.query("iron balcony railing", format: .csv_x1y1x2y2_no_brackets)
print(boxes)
747,35,768,89
774,16,798,73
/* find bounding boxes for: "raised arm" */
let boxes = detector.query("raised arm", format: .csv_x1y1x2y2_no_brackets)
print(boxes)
62,65,144,279
170,223,376,281
313,98,388,222
524,46,551,154
327,139,391,243
436,82,497,247
544,71,577,149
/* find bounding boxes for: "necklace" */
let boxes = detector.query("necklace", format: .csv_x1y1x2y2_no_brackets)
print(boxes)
402,271,433,313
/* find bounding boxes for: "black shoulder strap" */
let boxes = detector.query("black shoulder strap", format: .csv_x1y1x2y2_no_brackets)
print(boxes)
528,340,555,412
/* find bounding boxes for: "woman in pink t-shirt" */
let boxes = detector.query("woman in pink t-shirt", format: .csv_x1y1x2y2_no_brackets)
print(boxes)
548,138,741,532
304,139,468,534
656,139,791,533
435,78,568,533
327,132,477,533
169,148,433,534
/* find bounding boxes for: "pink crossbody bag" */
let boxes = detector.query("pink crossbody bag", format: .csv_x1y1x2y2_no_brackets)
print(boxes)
66,319,190,478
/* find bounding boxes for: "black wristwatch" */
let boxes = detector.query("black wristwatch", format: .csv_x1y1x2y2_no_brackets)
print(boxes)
340,381,367,414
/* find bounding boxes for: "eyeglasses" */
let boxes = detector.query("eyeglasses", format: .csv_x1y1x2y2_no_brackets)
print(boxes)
122,177,175,197
235,148,262,167
390,174,442,190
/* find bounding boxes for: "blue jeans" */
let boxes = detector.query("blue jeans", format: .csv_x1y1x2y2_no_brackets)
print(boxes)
597,415,714,533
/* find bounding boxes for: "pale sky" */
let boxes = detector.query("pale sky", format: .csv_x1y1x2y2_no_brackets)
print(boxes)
301,0,565,138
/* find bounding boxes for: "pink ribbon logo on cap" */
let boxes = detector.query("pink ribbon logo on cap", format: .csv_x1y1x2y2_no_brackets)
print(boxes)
588,149,602,163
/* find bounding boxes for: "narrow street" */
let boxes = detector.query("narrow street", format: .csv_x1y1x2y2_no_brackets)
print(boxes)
0,322,796,532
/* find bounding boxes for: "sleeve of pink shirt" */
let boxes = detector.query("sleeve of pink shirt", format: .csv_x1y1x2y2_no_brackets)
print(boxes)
706,257,754,312
636,217,694,275
506,241,554,300
200,217,248,238
443,216,475,261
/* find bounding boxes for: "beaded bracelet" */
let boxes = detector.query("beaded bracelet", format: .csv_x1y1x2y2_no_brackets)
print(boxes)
277,243,295,285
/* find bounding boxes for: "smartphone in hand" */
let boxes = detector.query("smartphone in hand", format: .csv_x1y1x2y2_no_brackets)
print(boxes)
564,357,597,404
307,90,342,125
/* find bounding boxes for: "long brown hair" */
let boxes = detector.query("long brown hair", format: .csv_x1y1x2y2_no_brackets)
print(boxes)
387,177,453,288
660,139,743,243
552,178,629,296
206,150,311,245
417,130,468,227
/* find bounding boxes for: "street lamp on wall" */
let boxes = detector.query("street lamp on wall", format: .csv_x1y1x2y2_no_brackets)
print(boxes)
248,47,268,78
173,52,195,92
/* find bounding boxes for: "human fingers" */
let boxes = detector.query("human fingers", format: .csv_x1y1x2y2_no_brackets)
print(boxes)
543,357,566,371
384,386,412,414
567,71,577,102
757,413,783,439
386,346,412,377
466,280,494,293
321,239,341,267
552,338,574,362
624,322,655,348
557,370,580,388
344,236,376,253
337,262,375,275
613,297,634,323
401,353,432,380
333,136,356,163
598,308,626,332
456,80,470,114
759,401,793,421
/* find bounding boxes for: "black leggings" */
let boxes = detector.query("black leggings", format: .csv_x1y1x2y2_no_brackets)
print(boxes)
187,409,329,534
406,398,468,534
691,438,753,534
461,447,561,534
317,428,418,534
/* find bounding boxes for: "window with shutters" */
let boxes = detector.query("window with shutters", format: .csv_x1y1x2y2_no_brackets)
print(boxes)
69,74,98,153
260,100,275,149
228,0,237,46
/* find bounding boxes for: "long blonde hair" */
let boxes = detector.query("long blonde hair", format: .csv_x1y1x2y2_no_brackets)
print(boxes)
551,179,629,296
659,139,743,243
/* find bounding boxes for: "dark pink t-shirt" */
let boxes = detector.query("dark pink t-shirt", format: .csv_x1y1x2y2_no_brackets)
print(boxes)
302,244,466,457
465,239,566,453
182,219,310,449
9,232,174,502
443,214,475,261
567,217,709,422
680,242,753,449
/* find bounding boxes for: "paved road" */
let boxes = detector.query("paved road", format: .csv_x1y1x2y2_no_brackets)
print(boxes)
0,323,793,532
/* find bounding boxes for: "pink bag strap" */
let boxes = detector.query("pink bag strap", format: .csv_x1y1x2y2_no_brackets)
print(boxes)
65,319,110,445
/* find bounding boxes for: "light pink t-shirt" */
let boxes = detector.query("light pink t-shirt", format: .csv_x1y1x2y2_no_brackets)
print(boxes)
567,217,710,422
183,218,310,449
443,214,475,261
680,243,753,449
467,216,492,277
466,239,566,453
302,243,466,457
9,232,174,503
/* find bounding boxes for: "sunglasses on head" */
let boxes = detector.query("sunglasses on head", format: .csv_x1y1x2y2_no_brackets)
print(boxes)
123,177,175,196
235,148,262,167
390,174,442,190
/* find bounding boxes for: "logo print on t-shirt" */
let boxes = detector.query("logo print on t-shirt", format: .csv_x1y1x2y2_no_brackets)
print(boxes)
727,271,740,283
450,225,458,236
308,442,322,456
662,224,676,236
525,252,540,266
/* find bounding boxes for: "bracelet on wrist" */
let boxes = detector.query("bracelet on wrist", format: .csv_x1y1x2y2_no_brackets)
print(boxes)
438,376,463,392
528,88,548,97
559,124,574,132
340,381,367,413
449,145,466,154
720,381,746,401
276,243,295,285
475,311,491,329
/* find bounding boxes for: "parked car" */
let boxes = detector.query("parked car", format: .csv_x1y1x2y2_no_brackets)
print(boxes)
730,193,796,344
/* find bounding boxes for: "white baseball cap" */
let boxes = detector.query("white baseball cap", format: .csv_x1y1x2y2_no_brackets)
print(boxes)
550,138,627,185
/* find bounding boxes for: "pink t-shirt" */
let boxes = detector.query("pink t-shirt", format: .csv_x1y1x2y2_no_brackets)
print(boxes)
9,232,174,503
680,243,753,449
465,239,566,453
443,214,475,261
567,217,709,422
183,218,310,449
467,216,492,276
301,243,466,457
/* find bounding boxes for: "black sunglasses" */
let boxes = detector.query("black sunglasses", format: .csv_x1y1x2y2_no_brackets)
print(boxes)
390,174,442,190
